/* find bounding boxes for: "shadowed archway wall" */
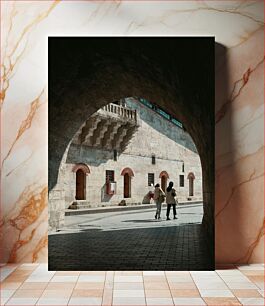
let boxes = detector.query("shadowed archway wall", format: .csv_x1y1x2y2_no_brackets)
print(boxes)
48,37,214,247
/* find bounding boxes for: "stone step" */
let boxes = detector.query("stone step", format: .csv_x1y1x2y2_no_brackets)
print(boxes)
76,204,92,209
68,201,91,210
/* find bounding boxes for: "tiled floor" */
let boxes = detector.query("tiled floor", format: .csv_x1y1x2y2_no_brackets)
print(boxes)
0,264,264,305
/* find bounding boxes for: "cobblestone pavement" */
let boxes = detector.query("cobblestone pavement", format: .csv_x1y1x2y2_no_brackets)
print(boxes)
49,203,214,271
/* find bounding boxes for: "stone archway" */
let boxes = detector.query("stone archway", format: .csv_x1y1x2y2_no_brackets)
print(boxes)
48,37,214,246
72,163,90,174
121,167,134,177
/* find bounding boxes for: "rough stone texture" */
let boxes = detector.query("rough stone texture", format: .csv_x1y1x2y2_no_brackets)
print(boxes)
126,97,197,153
60,98,202,210
49,38,214,247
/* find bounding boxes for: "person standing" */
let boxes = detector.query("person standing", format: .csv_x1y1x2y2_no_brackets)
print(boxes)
166,181,178,220
153,183,165,220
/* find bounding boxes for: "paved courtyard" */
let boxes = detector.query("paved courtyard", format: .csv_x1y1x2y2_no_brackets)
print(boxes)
49,203,214,271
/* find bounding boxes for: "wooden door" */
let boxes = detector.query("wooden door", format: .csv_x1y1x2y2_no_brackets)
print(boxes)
76,169,85,200
124,173,130,198
161,176,167,192
189,178,194,196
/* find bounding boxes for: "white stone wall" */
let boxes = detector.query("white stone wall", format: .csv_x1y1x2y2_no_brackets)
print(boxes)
61,99,202,208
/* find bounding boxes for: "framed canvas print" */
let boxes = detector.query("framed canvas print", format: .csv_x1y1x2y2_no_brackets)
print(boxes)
1,1,263,305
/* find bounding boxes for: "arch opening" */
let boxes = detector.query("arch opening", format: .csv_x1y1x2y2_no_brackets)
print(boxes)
48,37,214,270
72,163,90,174
121,167,134,177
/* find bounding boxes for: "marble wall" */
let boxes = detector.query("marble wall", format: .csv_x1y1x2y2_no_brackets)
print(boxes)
0,1,264,263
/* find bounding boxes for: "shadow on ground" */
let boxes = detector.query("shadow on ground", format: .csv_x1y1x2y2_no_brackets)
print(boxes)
122,219,160,223
48,223,214,271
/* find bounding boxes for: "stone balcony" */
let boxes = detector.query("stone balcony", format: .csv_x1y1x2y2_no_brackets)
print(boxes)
72,103,140,151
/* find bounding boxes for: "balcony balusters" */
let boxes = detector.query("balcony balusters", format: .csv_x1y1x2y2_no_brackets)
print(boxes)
100,103,137,123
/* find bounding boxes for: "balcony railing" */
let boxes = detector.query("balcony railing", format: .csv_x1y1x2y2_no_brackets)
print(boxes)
101,103,137,122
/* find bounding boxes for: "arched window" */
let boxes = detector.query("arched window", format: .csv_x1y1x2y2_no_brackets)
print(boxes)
187,172,195,196
72,164,90,200
121,168,134,198
159,171,169,192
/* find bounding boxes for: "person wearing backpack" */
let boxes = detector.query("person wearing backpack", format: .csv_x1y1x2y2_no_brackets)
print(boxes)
166,181,178,220
153,183,165,220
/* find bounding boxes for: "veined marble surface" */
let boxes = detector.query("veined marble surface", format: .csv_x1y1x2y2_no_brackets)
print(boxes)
0,1,264,263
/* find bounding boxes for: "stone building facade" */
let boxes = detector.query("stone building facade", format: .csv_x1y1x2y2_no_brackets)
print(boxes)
59,98,202,209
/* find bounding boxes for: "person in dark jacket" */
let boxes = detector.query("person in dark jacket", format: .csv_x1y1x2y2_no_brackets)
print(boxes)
165,181,178,220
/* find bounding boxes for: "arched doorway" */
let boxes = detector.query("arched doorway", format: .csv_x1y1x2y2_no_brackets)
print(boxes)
76,169,85,200
72,164,90,200
159,171,169,192
121,168,134,198
188,172,195,197
124,173,130,198
161,176,167,192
